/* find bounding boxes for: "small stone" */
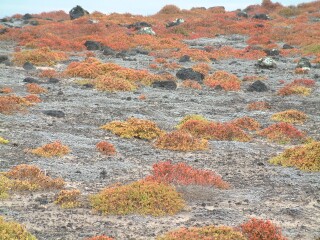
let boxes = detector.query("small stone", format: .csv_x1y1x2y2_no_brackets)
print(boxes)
84,40,101,50
264,49,280,56
257,57,277,69
283,44,294,49
0,55,9,63
176,68,204,83
23,77,40,83
42,110,65,118
152,80,177,90
69,5,89,20
179,55,190,62
247,80,268,92
296,57,311,69
23,62,36,70
47,78,60,84
253,13,270,20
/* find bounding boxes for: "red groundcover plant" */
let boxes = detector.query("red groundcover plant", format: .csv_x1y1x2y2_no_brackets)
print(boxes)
239,218,287,240
145,161,229,189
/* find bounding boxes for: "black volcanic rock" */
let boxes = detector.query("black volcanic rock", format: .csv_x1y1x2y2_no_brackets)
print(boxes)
253,13,270,20
23,62,36,70
22,14,33,20
127,22,151,30
152,80,177,90
69,5,89,20
23,77,41,83
264,49,280,56
296,57,311,69
102,46,116,56
283,44,294,49
176,68,204,83
247,80,268,92
42,110,65,118
84,40,101,50
0,55,8,63
179,55,191,62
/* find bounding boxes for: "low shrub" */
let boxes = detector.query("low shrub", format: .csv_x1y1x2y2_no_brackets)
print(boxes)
24,94,41,103
230,116,260,131
94,75,136,92
178,119,251,142
26,83,47,94
85,236,114,240
90,180,185,216
181,80,202,90
0,95,31,114
247,101,271,111
0,87,13,94
271,109,307,124
96,141,116,155
192,63,211,76
0,216,37,240
0,137,9,144
157,5,181,14
155,130,208,151
38,69,58,78
0,175,12,199
145,161,230,189
30,141,70,157
258,123,305,144
204,71,241,91
54,189,81,208
278,79,315,96
100,118,163,140
5,164,65,191
157,225,246,240
239,218,287,240
13,47,67,66
176,115,208,129
269,141,320,171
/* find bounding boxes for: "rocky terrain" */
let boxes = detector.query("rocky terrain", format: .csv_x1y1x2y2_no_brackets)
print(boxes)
0,2,320,240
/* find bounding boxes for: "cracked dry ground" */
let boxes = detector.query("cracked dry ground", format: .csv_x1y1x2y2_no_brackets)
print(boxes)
0,39,320,240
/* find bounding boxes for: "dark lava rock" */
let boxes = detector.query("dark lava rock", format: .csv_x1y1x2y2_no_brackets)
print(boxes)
100,169,107,179
23,62,36,70
23,77,40,83
83,83,94,88
42,110,65,118
166,18,185,28
296,57,311,69
253,13,270,20
237,11,248,18
115,51,127,58
264,49,280,56
0,28,7,35
152,80,177,90
176,68,204,83
179,55,191,62
134,48,149,55
69,5,89,20
255,24,264,28
84,40,101,50
214,85,223,91
257,57,277,69
22,14,33,20
0,55,8,63
102,47,116,56
29,20,39,26
283,43,294,49
247,80,268,92
127,21,151,30
47,78,60,84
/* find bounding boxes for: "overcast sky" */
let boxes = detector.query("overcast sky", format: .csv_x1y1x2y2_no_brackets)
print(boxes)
0,0,316,18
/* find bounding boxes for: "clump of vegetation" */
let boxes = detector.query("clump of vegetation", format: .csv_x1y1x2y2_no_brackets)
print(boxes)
145,161,229,189
247,101,271,111
5,164,64,191
271,109,307,124
30,141,70,157
90,180,185,216
192,63,211,76
13,47,67,66
54,189,81,208
26,83,47,94
38,69,58,78
157,4,181,14
204,71,241,91
181,80,202,90
0,175,12,199
85,236,114,240
278,79,316,96
0,216,37,240
178,119,251,142
0,95,31,114
100,118,163,140
157,225,246,240
24,94,41,103
258,123,306,144
96,141,116,155
0,87,13,94
239,218,287,240
94,75,136,92
176,115,208,129
230,116,260,131
270,141,320,171
155,130,208,151
0,137,9,144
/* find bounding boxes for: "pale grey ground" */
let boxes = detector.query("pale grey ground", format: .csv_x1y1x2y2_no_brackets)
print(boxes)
0,35,320,240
